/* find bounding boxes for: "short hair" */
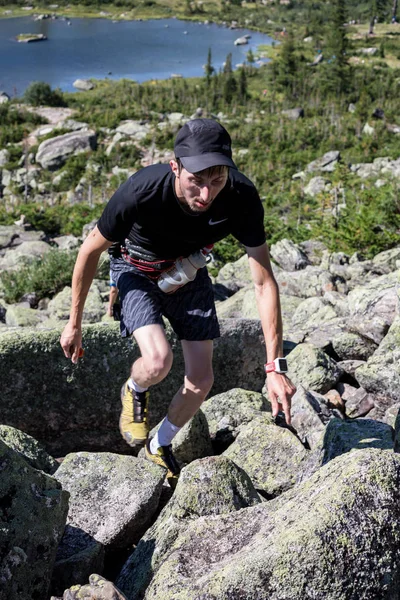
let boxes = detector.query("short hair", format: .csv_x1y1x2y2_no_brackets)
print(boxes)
175,157,229,178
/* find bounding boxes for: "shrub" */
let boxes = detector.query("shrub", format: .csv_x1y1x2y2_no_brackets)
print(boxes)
0,249,78,303
23,82,65,107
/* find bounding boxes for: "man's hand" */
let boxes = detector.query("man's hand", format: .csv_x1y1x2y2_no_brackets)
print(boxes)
266,372,296,425
60,323,83,364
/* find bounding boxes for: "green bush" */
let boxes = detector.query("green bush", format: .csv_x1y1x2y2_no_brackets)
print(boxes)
0,249,78,303
23,82,65,107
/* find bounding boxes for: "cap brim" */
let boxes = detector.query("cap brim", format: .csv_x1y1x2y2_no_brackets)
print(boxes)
180,153,237,173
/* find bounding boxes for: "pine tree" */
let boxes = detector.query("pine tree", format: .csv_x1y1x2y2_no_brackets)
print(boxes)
204,48,214,87
223,53,237,104
275,31,297,97
322,0,351,96
239,67,248,102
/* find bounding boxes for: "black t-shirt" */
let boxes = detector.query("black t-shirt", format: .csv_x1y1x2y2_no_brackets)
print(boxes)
97,164,266,260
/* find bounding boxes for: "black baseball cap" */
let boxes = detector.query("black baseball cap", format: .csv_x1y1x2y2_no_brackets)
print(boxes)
174,118,237,173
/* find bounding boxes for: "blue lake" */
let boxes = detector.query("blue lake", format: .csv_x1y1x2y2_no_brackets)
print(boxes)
0,16,273,96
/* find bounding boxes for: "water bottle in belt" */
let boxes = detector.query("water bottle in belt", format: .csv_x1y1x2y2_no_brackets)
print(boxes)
157,245,213,294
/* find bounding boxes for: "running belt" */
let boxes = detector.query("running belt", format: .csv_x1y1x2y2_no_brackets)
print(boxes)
121,241,176,279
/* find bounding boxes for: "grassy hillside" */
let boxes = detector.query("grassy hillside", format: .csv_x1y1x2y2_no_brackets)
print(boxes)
1,1,400,266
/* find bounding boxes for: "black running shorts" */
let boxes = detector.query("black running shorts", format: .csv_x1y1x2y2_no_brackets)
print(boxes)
110,258,220,341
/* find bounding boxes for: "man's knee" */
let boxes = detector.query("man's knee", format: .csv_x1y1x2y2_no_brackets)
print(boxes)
140,347,173,382
185,371,214,400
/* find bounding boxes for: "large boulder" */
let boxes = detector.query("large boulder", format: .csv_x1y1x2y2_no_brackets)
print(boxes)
56,574,127,600
116,455,261,598
269,238,310,271
130,448,400,599
275,265,346,297
201,388,269,453
355,316,400,404
223,413,308,497
0,240,52,269
287,343,343,393
47,284,105,323
55,451,165,549
0,424,58,473
0,439,69,600
0,320,269,455
290,385,340,449
347,270,400,343
36,130,97,170
298,418,394,483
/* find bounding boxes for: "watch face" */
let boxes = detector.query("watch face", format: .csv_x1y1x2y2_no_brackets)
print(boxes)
277,358,288,372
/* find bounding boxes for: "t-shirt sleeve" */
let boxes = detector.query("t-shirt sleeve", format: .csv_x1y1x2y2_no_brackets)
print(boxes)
231,186,266,247
97,177,138,242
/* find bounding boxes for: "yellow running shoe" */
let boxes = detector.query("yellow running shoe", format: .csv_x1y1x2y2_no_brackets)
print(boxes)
119,381,149,447
145,438,181,488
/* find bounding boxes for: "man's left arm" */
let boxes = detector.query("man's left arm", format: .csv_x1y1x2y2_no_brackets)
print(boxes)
246,243,296,424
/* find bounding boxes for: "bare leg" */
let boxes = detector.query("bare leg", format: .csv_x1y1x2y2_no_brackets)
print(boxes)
131,324,173,387
168,339,214,428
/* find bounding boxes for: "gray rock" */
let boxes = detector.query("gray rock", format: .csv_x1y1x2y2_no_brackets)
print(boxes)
276,265,343,297
36,130,97,170
0,424,58,473
52,234,80,250
51,524,105,596
0,320,269,456
306,150,340,173
48,284,104,323
0,90,10,103
344,387,375,418
0,439,69,600
5,305,42,327
136,448,400,599
287,342,343,393
55,452,165,549
355,316,400,404
146,409,213,465
215,254,253,292
0,240,52,269
331,331,378,361
223,413,308,496
281,107,304,120
0,148,10,166
116,120,151,139
202,388,269,452
58,574,127,599
304,175,327,197
270,238,310,271
337,359,367,377
73,79,95,91
372,246,400,274
298,239,328,265
348,270,400,344
116,455,261,598
290,385,335,448
291,296,338,331
215,284,250,318
298,418,393,483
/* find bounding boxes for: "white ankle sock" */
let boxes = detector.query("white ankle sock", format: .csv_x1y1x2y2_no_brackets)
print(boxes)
150,417,181,453
127,378,148,393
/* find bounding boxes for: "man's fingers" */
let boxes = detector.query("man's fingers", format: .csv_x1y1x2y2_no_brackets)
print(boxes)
282,398,292,425
269,393,282,417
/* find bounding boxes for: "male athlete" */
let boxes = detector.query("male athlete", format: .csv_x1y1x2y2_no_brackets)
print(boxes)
60,118,296,485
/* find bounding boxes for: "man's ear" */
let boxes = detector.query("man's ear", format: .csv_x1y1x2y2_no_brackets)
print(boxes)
170,159,179,176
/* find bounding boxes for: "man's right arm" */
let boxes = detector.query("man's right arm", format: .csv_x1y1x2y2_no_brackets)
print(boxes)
60,226,113,363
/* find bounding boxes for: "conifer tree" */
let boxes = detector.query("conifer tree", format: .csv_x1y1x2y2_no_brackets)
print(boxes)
239,67,248,102
223,53,237,104
322,0,351,97
204,48,214,87
275,31,297,97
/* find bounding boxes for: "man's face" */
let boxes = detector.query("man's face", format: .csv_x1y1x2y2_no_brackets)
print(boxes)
170,160,228,215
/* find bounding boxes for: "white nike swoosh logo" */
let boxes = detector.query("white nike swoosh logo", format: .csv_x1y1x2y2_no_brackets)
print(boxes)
209,218,228,226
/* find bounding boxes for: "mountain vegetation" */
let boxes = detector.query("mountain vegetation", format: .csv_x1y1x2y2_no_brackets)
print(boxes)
1,0,400,274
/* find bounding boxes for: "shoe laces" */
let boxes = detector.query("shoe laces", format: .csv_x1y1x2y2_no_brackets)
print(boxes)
160,444,181,476
133,390,148,423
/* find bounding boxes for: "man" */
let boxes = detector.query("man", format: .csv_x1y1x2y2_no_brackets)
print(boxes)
60,118,296,486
